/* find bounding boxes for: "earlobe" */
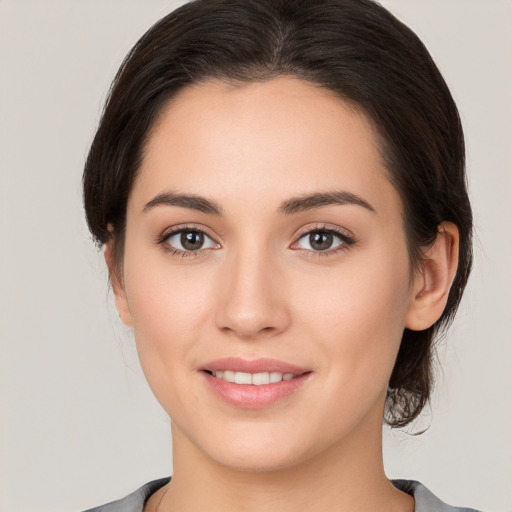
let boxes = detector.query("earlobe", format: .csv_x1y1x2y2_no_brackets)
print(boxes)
405,222,459,331
104,242,133,327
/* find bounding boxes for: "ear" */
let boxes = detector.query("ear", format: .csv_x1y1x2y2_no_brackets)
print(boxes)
405,221,459,331
104,241,133,327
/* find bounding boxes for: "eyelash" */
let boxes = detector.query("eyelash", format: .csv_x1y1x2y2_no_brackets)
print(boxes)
157,224,218,259
156,224,356,259
292,224,356,258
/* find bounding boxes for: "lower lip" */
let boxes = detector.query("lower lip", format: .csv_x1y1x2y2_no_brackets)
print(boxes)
202,372,311,409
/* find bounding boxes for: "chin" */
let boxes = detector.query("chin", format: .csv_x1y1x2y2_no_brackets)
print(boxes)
178,420,310,473
211,444,304,474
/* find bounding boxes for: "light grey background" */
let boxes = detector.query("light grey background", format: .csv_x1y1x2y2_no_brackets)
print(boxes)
1,1,510,511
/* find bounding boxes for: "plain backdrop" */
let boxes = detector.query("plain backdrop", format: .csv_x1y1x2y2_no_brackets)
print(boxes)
1,1,511,511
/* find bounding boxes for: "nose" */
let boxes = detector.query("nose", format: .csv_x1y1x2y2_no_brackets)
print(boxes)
214,246,291,340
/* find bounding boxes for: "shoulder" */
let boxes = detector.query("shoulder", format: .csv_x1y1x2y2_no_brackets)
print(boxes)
392,480,484,512
82,478,170,512
82,477,483,512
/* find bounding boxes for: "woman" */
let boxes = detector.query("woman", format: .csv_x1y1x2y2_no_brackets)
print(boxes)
82,0,479,510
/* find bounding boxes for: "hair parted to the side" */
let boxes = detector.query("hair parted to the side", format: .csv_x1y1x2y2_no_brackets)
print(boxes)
83,0,473,427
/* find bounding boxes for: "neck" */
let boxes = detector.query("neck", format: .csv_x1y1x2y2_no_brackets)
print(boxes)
154,414,413,512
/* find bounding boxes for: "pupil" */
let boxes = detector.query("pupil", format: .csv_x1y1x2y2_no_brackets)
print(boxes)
181,231,204,250
310,231,333,251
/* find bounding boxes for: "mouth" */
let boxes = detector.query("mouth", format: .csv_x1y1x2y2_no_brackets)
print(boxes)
200,358,311,408
204,370,298,385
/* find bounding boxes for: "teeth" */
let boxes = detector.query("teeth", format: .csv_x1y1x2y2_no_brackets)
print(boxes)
223,370,235,382
252,372,270,385
211,371,296,385
235,372,252,385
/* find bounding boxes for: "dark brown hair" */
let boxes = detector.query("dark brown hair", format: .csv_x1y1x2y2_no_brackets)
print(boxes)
83,0,473,427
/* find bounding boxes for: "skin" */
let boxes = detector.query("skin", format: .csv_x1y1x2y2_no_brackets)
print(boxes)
107,77,459,512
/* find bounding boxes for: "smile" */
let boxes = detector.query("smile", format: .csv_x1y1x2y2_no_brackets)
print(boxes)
208,370,297,385
201,358,311,408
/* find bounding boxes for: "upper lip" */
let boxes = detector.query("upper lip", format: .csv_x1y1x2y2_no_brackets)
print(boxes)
201,357,309,375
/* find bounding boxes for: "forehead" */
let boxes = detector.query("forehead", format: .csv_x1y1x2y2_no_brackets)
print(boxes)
132,77,399,217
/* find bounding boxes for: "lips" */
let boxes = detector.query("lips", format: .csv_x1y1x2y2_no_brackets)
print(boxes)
200,357,311,409
202,357,308,374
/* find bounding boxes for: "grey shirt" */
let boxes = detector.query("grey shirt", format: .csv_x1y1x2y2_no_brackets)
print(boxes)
82,478,483,512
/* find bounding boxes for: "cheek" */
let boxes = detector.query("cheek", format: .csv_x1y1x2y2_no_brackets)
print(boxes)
127,266,213,349
295,247,412,385
121,245,217,400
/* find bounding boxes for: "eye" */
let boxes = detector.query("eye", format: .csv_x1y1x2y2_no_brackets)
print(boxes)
293,227,355,253
163,228,219,253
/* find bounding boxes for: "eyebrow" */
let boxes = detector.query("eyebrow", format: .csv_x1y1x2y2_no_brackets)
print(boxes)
143,192,224,215
142,189,375,216
278,190,376,215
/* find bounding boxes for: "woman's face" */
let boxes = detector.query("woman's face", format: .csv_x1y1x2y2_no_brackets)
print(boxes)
114,77,421,471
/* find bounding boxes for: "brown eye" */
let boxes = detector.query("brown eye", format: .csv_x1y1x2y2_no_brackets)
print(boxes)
181,231,204,250
294,228,351,253
164,229,219,252
309,231,334,251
